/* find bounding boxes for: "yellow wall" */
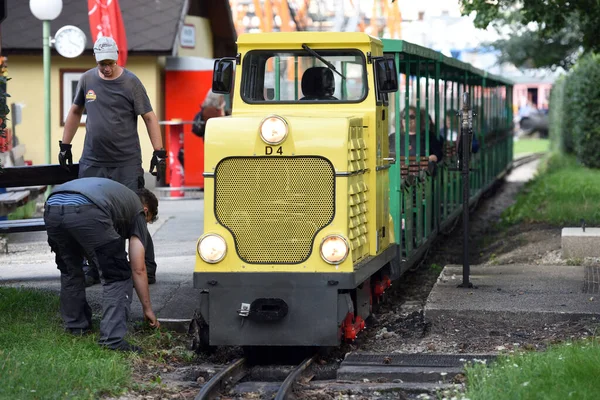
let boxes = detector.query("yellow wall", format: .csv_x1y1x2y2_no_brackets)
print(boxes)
177,16,213,58
7,54,162,168
7,17,215,168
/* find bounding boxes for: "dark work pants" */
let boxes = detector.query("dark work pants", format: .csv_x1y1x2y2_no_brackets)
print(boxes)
78,162,157,278
44,204,133,348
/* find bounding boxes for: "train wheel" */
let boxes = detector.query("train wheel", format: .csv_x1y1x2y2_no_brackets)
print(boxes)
189,312,214,354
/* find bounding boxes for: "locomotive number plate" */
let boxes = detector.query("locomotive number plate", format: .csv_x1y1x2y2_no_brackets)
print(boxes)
265,146,284,155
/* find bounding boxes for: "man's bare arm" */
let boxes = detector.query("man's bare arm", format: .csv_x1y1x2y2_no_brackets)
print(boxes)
141,111,163,151
61,104,85,144
129,236,159,327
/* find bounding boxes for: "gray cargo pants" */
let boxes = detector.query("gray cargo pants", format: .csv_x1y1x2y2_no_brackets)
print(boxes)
44,204,134,349
78,162,157,279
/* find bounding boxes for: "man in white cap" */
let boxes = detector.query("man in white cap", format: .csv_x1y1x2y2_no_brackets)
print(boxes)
58,36,165,286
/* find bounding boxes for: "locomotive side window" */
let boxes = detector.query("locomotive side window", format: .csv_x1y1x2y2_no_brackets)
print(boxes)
241,50,367,104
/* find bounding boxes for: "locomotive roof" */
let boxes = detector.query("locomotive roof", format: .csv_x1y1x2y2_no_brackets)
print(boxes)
236,32,382,47
382,38,513,87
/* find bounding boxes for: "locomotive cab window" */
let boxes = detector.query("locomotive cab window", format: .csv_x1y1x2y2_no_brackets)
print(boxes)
241,49,367,104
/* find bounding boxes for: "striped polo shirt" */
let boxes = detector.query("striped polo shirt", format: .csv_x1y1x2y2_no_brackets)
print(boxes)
46,193,92,206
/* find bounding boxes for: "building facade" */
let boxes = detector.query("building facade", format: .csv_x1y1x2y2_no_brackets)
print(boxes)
1,0,235,168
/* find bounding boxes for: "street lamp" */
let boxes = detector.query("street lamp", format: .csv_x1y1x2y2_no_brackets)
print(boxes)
29,0,63,165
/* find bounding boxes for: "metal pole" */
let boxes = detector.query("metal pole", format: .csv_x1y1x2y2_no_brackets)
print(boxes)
274,56,280,101
43,20,51,165
459,91,473,289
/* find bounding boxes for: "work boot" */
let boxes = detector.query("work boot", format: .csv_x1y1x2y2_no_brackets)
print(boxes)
83,260,100,287
67,327,92,336
111,340,142,354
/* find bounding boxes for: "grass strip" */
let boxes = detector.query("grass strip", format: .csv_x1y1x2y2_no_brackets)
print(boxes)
465,340,600,400
513,138,550,156
502,153,600,225
0,287,131,400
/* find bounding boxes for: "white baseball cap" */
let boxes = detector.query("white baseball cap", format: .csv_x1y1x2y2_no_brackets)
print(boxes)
93,36,119,62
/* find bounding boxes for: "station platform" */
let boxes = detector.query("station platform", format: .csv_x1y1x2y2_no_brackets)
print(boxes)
425,263,599,329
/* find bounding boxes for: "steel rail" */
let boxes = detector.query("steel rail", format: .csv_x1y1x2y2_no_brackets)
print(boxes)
274,355,317,400
195,358,248,400
511,152,544,169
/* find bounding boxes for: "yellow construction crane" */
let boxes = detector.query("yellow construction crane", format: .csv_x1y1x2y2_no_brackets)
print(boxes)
229,0,307,34
364,0,401,38
229,0,400,38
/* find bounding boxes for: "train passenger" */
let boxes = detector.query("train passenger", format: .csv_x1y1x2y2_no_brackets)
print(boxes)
439,109,480,156
388,106,444,175
394,106,444,176
389,107,444,246
182,90,227,166
44,177,160,353
440,109,459,143
191,89,227,139
58,36,165,286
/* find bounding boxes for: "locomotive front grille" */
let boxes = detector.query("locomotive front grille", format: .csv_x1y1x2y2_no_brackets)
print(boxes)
214,156,335,264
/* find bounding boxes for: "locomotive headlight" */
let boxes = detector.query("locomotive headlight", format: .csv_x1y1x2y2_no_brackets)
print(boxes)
259,115,288,145
320,235,350,265
197,234,227,263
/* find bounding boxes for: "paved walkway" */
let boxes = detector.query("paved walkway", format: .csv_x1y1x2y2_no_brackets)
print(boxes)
426,263,599,327
426,158,600,327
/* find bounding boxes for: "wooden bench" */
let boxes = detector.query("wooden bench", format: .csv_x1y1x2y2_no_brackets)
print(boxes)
0,190,31,215
6,185,47,195
0,185,47,216
399,156,430,179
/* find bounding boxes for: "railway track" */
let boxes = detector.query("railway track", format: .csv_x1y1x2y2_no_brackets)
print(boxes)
512,152,544,169
195,355,317,400
191,352,497,399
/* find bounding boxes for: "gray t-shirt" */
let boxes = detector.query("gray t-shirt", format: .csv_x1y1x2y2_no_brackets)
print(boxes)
74,68,153,167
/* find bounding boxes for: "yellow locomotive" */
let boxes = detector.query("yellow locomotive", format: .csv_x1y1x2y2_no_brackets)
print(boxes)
193,32,399,347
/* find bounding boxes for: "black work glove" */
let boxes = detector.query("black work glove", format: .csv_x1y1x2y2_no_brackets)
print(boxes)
427,160,437,177
58,140,73,170
149,149,167,181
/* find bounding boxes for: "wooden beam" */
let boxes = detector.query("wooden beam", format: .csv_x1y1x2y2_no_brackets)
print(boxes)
0,218,46,233
0,164,79,188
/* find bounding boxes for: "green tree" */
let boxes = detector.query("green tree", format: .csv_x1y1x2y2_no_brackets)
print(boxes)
567,54,600,168
459,0,600,70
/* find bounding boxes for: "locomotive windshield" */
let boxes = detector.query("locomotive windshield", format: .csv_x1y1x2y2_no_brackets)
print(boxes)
241,49,367,104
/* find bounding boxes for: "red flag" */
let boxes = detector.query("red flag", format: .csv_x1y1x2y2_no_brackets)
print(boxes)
88,0,128,67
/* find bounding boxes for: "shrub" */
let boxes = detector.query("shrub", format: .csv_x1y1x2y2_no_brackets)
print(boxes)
548,75,566,152
561,72,578,154
567,53,600,168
